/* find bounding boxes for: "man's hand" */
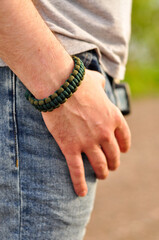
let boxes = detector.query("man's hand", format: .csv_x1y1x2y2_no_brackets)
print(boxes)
0,0,131,197
42,69,131,197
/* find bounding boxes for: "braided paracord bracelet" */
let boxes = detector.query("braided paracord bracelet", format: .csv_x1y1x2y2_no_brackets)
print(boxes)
25,56,85,112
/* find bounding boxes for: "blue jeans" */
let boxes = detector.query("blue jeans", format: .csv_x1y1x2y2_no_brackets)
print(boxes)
0,50,115,240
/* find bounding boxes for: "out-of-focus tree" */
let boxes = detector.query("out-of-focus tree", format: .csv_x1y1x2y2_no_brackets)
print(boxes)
125,0,159,96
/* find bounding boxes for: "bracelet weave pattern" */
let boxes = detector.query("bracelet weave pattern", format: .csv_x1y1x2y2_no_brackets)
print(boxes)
25,56,85,112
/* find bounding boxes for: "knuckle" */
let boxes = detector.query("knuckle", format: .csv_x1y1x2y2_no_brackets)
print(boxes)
97,162,106,172
95,162,108,179
67,160,81,171
73,167,83,178
114,107,123,125
116,116,122,127
67,160,84,178
74,182,84,190
101,130,112,143
95,123,112,143
95,162,106,172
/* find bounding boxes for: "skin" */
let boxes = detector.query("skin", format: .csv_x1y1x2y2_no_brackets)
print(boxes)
0,0,131,197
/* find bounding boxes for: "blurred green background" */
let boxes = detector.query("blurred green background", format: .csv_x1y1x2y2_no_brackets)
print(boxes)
125,0,159,97
85,2,159,240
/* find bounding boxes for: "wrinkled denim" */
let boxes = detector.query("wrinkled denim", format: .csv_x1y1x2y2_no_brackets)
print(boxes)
0,50,115,240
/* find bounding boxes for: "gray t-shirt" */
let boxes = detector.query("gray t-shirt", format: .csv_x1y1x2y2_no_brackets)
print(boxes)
0,0,132,79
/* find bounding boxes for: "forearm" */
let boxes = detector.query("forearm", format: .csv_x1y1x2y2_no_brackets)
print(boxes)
0,0,131,197
0,0,74,98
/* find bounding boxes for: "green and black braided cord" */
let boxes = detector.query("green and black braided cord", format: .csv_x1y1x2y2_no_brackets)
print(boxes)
25,56,85,112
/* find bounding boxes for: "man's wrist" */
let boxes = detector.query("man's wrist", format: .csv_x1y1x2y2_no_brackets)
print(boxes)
0,0,74,100
29,50,74,100
25,56,86,112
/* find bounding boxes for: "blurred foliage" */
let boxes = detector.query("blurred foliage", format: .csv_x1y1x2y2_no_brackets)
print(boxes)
125,0,159,97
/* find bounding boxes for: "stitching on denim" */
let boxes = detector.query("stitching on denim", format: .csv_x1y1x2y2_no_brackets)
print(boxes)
76,51,93,68
84,52,93,68
11,71,22,240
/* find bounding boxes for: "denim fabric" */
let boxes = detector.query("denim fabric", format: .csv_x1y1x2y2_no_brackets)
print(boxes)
0,51,115,240
76,50,116,105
